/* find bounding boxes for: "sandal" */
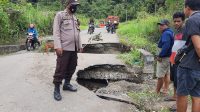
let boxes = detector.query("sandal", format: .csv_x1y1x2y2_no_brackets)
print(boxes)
164,96,176,101
159,91,168,97
169,104,177,112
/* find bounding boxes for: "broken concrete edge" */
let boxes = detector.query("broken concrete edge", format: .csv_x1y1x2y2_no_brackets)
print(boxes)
79,64,126,71
96,92,143,111
0,44,26,54
78,64,142,74
76,64,146,84
82,43,131,54
95,80,167,112
137,49,155,74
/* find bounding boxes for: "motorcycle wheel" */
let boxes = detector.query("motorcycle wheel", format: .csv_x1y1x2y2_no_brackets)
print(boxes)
107,29,110,33
26,40,31,51
89,28,93,35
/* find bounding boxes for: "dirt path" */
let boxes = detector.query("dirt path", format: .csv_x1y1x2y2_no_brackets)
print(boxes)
81,28,119,44
0,28,138,112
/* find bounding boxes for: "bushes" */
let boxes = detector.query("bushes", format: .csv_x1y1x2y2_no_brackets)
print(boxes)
118,12,169,54
0,9,10,44
117,12,170,65
0,3,55,44
0,2,90,44
77,15,89,30
118,50,142,66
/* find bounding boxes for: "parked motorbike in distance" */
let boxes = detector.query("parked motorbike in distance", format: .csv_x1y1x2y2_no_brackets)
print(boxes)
111,24,116,34
88,24,95,35
106,24,111,33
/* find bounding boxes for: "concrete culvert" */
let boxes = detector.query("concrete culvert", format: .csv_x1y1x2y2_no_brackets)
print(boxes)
77,79,108,92
77,64,144,84
82,43,131,54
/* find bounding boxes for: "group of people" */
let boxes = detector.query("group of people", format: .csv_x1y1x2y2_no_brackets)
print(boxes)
155,0,200,111
50,0,200,112
105,21,118,34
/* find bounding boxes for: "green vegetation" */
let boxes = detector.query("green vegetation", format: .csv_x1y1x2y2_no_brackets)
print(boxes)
117,0,183,65
0,1,89,44
117,12,169,65
0,2,54,44
128,91,159,106
128,84,170,112
77,15,89,30
0,0,183,45
79,0,166,21
118,50,142,66
118,12,164,53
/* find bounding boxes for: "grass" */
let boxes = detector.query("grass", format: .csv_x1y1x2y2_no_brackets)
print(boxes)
0,2,90,45
77,15,90,31
128,91,159,104
128,90,161,111
80,25,88,30
128,85,172,112
118,50,142,66
117,12,170,66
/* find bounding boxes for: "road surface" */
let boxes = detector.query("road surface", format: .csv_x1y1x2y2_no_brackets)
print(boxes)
0,28,137,112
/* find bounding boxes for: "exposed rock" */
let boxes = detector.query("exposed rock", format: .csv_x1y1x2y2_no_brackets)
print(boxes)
96,80,144,96
77,64,145,83
77,79,108,92
83,43,131,54
88,33,103,42
96,81,143,111
138,49,154,74
95,80,176,112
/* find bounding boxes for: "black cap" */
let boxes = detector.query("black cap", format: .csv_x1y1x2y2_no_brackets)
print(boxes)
66,0,80,6
157,19,170,26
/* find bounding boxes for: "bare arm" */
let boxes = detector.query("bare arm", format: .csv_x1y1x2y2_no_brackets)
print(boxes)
192,35,200,58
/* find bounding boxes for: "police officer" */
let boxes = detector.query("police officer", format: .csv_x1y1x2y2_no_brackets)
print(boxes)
53,0,82,101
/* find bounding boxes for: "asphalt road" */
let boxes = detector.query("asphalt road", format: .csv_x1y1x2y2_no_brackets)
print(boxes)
0,28,137,112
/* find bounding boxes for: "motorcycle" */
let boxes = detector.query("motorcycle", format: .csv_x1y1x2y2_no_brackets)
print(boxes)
26,33,39,51
106,24,111,33
88,24,95,34
111,24,116,34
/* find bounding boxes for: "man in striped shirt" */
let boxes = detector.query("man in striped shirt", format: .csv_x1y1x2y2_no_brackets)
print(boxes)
166,12,186,101
164,12,186,111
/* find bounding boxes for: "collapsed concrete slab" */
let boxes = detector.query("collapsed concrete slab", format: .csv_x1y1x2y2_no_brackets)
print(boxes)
83,43,131,54
77,64,144,84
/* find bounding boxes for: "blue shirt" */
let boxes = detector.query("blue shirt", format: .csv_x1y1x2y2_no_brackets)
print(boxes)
158,28,174,57
27,28,38,39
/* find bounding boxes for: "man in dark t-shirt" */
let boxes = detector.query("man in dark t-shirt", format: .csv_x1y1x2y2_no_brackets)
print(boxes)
177,0,200,112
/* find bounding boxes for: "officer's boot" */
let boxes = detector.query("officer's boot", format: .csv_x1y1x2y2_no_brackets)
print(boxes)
54,84,62,101
63,80,77,92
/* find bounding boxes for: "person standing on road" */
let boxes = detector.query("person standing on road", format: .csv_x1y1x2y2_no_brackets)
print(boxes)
163,12,186,111
156,19,174,96
53,0,82,101
177,0,200,111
